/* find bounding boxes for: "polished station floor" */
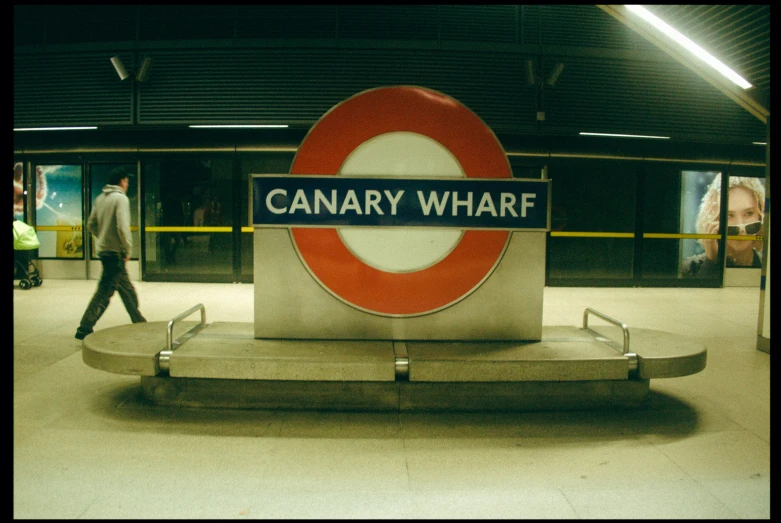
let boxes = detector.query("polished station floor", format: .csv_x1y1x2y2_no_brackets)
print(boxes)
13,279,769,519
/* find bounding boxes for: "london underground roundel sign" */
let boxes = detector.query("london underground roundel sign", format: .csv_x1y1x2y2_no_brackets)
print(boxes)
289,86,513,317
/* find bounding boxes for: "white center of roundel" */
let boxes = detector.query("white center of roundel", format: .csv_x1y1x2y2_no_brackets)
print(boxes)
338,132,465,273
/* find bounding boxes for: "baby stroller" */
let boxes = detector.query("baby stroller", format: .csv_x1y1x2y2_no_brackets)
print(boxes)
13,219,42,290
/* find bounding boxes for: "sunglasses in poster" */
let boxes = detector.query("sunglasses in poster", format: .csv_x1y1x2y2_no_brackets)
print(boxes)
727,220,762,236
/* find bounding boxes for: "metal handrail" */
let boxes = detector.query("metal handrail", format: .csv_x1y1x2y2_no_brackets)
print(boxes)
167,303,206,352
582,307,630,355
158,303,206,372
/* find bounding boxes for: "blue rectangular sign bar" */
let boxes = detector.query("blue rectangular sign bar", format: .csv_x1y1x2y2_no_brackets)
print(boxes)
252,175,550,230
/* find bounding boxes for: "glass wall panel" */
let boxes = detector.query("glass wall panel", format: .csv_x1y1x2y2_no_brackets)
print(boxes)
33,164,84,259
638,163,765,286
640,238,682,280
88,162,140,259
239,152,296,280
546,158,636,285
547,237,634,281
638,164,685,281
143,156,235,282
639,165,725,286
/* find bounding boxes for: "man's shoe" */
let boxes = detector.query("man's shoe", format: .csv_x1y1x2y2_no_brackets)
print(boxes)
75,329,93,340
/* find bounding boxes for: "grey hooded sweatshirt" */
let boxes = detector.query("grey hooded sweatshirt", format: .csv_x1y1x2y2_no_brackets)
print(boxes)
87,184,133,256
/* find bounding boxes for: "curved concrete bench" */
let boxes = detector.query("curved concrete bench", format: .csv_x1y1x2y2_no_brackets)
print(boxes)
82,318,705,411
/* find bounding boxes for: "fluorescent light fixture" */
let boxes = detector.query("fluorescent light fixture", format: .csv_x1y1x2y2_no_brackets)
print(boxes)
580,132,670,139
136,56,153,82
753,142,767,146
525,59,537,86
625,5,753,90
546,63,566,87
14,126,98,131
189,124,289,129
110,55,130,81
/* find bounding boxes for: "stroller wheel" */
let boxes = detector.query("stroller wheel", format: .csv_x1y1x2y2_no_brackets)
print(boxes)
32,276,43,287
19,279,32,290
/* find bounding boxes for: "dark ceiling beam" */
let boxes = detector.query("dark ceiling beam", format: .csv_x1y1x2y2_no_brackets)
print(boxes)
597,4,769,124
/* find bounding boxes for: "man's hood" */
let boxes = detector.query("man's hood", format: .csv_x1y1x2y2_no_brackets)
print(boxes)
102,184,124,195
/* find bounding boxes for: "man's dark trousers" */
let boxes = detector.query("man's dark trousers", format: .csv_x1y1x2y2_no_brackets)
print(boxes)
76,252,146,337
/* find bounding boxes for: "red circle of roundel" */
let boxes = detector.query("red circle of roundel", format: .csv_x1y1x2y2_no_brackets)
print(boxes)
290,86,511,316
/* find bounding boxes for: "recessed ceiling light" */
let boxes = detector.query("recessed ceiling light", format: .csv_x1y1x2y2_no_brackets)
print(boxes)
189,124,289,129
580,132,670,139
14,126,98,131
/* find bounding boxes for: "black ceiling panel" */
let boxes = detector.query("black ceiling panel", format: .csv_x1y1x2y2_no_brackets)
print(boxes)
13,5,770,145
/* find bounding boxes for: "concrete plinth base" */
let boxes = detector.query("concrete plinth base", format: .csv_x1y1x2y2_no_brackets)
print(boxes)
141,376,400,411
141,375,650,412
399,379,650,412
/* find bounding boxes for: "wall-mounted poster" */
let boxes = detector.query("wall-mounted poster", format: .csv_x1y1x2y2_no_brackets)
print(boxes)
34,164,84,258
725,175,765,268
14,162,51,223
680,171,765,277
14,162,25,221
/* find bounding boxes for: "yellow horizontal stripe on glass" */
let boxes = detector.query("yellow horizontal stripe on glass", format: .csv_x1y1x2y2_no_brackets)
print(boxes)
643,233,720,240
552,232,762,241
39,227,761,241
550,232,634,238
40,225,144,232
34,225,83,232
144,226,232,233
644,233,761,241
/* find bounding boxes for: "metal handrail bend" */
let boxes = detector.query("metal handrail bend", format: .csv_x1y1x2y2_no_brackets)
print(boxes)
158,303,206,372
167,303,206,352
582,307,630,355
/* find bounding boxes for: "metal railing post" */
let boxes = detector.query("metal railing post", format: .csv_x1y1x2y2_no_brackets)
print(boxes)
582,307,638,374
158,303,206,372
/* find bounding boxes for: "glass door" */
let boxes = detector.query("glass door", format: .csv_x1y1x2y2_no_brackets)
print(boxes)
546,158,637,286
142,156,237,283
636,162,765,287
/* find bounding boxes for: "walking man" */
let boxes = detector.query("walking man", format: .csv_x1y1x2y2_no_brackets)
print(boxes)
75,168,146,340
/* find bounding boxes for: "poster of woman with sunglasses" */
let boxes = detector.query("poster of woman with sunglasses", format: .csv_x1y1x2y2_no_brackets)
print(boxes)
681,172,765,277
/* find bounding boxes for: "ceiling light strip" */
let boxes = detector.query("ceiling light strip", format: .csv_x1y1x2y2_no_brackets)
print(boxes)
14,126,98,131
189,125,289,129
580,132,670,139
625,5,753,89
